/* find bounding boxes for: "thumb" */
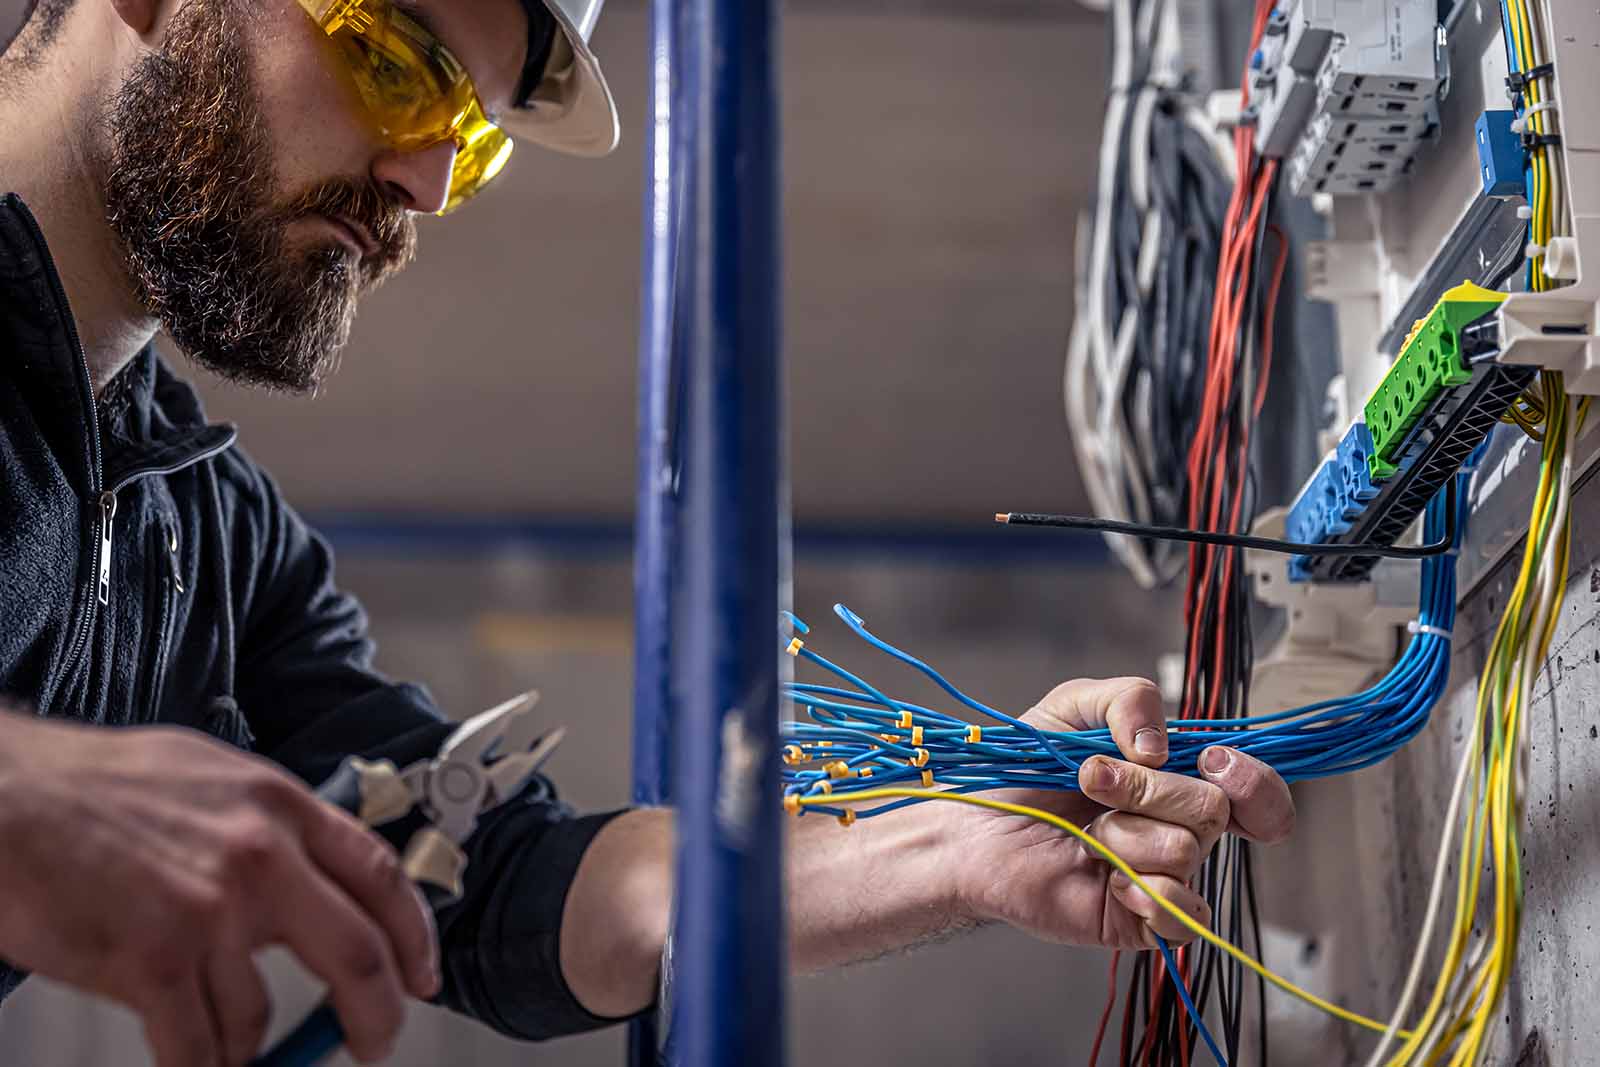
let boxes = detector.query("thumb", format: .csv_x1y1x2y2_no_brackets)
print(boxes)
1024,677,1167,768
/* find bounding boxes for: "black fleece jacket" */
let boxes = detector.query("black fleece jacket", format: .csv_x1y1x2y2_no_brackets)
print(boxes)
0,192,628,1040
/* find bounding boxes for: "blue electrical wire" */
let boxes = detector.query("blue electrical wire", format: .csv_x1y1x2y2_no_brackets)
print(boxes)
1156,935,1227,1066
780,467,1474,818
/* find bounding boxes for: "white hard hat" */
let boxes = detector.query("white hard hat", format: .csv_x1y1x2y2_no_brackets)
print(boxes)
500,0,620,158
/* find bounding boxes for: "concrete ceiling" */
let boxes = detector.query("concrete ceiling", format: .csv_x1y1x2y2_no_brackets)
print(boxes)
2,1,1107,526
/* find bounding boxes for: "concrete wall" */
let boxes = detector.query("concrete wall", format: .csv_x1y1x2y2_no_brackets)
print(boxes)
1,0,1107,525
1244,467,1600,1066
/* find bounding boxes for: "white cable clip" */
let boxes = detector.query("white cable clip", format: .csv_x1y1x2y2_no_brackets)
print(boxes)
1408,620,1453,640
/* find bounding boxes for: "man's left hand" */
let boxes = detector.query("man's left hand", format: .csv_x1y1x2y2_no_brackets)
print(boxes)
932,677,1295,949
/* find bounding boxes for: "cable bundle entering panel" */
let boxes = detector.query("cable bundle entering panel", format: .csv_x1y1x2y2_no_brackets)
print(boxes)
781,470,1467,824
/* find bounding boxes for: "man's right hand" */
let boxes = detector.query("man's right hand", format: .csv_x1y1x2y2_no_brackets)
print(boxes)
0,710,440,1066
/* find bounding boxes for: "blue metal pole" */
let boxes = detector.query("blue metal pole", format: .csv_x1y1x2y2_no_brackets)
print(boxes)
667,0,786,1061
632,0,680,822
630,0,693,1060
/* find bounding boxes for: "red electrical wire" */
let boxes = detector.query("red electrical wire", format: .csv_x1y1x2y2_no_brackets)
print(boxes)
1090,951,1122,1066
1138,961,1162,1067
1185,208,1262,715
1183,159,1264,715
1105,3,1282,1061
1207,224,1291,712
1176,945,1192,1067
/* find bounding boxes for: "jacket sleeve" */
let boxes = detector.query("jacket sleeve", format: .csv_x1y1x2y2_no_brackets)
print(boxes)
225,453,635,1040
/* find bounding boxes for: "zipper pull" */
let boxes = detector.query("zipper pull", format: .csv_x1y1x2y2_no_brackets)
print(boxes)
167,523,185,594
98,491,117,607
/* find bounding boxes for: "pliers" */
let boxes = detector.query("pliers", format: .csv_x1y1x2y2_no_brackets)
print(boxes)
250,692,565,1066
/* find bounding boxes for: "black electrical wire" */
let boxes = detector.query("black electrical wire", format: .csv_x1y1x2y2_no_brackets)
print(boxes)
1168,156,1279,1067
997,474,1459,559
1086,4,1279,1063
1133,104,1230,533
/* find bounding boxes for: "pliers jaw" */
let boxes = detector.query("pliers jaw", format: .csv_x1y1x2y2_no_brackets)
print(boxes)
412,692,566,842
317,691,565,903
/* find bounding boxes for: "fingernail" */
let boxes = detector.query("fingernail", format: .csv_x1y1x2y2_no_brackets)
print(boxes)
1081,757,1114,792
1109,870,1131,893
413,955,441,999
1134,728,1166,757
1200,746,1232,776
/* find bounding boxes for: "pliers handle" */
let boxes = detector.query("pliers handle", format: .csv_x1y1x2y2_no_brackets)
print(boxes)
249,695,561,1067
247,763,407,1067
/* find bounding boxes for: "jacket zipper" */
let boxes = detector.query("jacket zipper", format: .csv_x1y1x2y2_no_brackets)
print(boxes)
97,492,117,606
87,436,234,608
14,204,107,687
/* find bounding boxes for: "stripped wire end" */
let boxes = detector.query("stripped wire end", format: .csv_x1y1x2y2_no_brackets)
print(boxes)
994,512,1011,524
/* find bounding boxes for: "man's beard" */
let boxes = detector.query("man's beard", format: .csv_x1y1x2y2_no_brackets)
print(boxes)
101,1,417,393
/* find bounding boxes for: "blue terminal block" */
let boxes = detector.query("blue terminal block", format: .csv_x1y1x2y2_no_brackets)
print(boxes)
1475,110,1524,198
1284,466,1326,551
1286,458,1342,582
1286,425,1396,582
1336,422,1383,513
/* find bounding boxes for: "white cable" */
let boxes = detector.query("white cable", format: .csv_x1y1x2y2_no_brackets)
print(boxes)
1103,306,1157,526
1069,0,1167,586
1065,313,1161,586
1087,0,1134,385
1063,0,1204,589
1095,76,1163,537
1128,73,1160,214
1133,0,1162,52
1361,706,1482,1067
1135,196,1164,295
1065,228,1159,586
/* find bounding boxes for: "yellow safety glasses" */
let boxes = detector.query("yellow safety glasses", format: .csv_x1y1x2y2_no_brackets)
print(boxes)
297,0,514,214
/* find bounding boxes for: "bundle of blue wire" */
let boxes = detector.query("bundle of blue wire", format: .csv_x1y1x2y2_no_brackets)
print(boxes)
780,467,1469,823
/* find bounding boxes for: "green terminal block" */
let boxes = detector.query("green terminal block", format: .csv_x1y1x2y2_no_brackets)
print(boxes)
1364,281,1507,480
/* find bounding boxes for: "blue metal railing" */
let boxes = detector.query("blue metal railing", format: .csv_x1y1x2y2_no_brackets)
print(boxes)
631,0,786,1064
632,0,684,824
627,0,684,1061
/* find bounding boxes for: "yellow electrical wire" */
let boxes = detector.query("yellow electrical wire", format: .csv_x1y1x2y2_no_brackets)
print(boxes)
1353,9,1572,1059
1394,11,1581,1058
1494,0,1561,442
1390,376,1584,1066
794,787,1412,1038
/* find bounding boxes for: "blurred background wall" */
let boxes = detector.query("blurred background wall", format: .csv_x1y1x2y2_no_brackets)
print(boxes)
0,1,1203,1064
